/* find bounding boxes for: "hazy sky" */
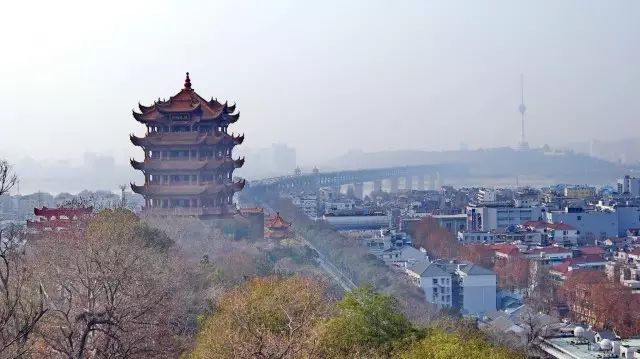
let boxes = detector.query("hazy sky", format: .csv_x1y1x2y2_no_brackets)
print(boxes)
1,0,639,166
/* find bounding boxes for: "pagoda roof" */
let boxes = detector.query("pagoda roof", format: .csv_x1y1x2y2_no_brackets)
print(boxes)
130,157,244,172
132,73,239,123
130,179,245,196
130,132,244,147
267,212,291,230
34,206,93,219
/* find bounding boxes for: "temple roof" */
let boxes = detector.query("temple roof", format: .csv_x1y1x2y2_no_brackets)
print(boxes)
267,212,291,230
132,73,239,123
130,179,245,196
130,132,244,147
130,157,244,171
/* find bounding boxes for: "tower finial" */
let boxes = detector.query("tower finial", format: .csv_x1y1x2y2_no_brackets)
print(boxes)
184,72,192,90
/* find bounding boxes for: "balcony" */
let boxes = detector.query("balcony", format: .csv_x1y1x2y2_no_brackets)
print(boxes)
142,207,235,216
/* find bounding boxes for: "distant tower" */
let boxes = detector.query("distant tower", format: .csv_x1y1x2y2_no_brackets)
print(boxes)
518,74,529,150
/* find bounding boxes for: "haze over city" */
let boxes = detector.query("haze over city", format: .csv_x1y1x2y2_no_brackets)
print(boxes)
2,1,640,191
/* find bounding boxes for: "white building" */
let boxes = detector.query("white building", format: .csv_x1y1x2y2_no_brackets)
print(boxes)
523,246,573,265
467,205,544,231
378,246,429,268
323,198,356,215
456,264,498,316
546,208,618,242
522,220,579,245
406,262,453,307
406,261,497,316
322,214,389,230
477,189,497,204
458,231,497,244
292,193,318,219
618,175,640,197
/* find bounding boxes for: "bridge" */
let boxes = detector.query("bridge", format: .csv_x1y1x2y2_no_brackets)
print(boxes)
244,163,465,198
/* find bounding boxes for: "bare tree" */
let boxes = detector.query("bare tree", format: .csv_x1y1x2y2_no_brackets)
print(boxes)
30,209,181,358
0,160,47,357
0,160,18,197
0,224,47,358
517,308,548,349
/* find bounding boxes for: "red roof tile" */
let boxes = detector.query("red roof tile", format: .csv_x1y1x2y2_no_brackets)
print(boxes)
490,243,520,256
578,246,605,256
267,212,291,230
548,222,576,230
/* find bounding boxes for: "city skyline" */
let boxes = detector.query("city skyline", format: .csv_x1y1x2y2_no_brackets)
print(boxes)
1,1,640,167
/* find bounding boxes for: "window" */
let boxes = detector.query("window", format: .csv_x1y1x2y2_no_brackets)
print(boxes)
577,216,582,220
432,278,438,285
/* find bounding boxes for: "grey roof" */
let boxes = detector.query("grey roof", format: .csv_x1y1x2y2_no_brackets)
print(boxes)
596,330,618,340
409,262,449,277
485,310,508,321
459,263,495,276
490,316,516,332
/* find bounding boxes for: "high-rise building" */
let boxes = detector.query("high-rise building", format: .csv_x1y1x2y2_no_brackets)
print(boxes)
130,73,245,217
618,175,640,197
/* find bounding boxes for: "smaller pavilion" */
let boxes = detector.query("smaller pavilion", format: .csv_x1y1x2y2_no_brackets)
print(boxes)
265,212,292,240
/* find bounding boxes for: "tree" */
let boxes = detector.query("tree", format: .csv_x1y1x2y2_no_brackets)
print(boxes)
526,265,558,313
494,257,530,291
458,244,494,269
31,208,181,358
317,285,417,358
0,224,47,358
189,276,332,359
561,270,604,325
0,160,47,357
516,307,552,352
0,160,18,196
411,217,459,258
400,327,524,359
562,271,640,337
266,197,436,324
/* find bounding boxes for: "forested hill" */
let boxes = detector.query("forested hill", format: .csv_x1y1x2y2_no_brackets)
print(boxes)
323,147,625,184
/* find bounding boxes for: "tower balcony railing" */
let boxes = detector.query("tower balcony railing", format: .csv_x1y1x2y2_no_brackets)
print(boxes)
142,206,236,216
144,179,233,186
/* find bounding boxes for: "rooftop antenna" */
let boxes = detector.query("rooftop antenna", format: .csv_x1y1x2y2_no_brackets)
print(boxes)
518,74,529,150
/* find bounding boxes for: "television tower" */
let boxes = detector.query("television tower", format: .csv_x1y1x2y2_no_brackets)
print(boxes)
518,74,529,150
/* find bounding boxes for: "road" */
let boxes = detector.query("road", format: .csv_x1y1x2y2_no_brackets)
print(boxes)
245,198,357,292
296,235,357,292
